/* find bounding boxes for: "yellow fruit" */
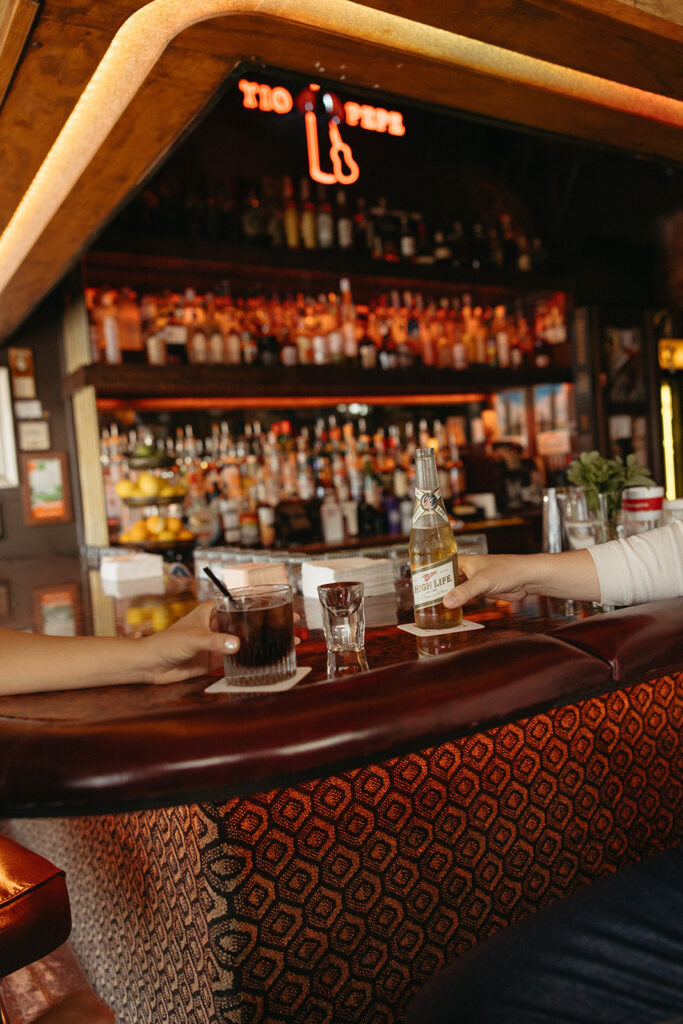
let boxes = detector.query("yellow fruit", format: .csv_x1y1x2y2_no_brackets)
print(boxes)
156,529,176,542
115,479,137,499
126,606,147,626
159,485,176,498
151,607,172,632
129,521,149,541
166,516,183,535
172,483,188,497
119,529,132,543
178,529,194,541
137,472,162,497
145,515,167,536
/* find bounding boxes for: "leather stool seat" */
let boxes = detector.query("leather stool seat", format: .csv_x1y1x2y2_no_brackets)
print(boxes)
0,835,71,978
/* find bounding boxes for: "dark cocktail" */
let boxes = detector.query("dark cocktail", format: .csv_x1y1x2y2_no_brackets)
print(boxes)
215,584,296,685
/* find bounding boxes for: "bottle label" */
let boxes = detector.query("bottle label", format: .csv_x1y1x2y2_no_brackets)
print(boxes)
412,487,449,525
411,555,456,609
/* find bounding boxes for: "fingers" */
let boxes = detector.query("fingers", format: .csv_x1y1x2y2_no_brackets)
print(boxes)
443,554,489,608
443,575,487,608
223,634,239,654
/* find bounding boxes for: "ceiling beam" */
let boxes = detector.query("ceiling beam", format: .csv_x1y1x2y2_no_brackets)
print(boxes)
1,0,683,341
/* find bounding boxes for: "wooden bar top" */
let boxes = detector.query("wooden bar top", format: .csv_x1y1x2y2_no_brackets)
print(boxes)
0,557,680,818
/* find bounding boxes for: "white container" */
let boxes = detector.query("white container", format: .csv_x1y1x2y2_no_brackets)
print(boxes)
621,486,664,537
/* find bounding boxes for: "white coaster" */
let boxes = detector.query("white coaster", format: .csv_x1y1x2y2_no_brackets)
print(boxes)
398,619,484,638
204,665,312,694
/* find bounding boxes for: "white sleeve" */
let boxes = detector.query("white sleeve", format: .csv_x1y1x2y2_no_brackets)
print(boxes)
587,521,683,607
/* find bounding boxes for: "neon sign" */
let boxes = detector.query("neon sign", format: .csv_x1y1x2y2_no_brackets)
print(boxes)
238,78,406,185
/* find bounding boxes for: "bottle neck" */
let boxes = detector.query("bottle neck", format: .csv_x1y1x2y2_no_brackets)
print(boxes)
414,448,439,492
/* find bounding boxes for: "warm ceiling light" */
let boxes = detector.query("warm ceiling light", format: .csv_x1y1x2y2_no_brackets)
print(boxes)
2,0,683,303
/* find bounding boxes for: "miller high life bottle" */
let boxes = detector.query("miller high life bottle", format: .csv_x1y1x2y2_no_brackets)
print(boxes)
409,447,462,629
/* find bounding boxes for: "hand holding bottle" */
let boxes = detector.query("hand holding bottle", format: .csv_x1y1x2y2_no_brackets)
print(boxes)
442,549,601,610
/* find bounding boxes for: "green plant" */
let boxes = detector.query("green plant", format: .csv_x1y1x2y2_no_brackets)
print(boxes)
566,451,654,539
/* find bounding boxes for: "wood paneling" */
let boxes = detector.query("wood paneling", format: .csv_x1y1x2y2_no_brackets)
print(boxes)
0,0,683,342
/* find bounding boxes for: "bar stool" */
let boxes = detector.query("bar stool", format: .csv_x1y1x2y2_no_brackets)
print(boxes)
0,835,113,1024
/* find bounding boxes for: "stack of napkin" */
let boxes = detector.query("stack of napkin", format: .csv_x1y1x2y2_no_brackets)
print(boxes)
221,561,289,589
301,557,395,599
100,552,163,581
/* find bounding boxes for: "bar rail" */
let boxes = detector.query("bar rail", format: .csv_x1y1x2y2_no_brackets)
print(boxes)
1,599,680,818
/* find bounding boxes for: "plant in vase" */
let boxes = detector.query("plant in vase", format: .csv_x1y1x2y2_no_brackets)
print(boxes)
566,451,654,541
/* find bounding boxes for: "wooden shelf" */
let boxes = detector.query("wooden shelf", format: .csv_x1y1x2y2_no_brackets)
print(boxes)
84,238,572,304
63,362,573,411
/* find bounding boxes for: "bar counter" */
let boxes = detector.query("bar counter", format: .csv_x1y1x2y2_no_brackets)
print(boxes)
1,556,682,1023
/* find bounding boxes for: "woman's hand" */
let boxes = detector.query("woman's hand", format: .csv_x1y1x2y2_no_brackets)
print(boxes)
443,548,601,610
142,601,239,685
443,554,532,609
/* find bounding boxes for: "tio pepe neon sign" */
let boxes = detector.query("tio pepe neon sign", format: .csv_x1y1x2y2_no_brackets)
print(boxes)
238,78,406,185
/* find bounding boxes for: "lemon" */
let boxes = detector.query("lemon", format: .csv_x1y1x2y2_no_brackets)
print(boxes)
145,515,167,536
137,472,162,497
156,529,176,542
151,607,172,632
159,485,176,498
166,516,183,535
178,529,194,541
115,479,137,499
129,521,149,542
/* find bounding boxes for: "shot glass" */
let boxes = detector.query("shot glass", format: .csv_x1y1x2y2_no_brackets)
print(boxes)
317,582,365,653
214,584,296,686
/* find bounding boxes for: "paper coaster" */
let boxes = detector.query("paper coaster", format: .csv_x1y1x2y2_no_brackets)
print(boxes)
398,619,484,638
205,665,312,694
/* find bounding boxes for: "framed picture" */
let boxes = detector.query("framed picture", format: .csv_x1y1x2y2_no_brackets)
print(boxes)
0,367,19,488
17,419,51,452
33,583,79,636
20,451,72,525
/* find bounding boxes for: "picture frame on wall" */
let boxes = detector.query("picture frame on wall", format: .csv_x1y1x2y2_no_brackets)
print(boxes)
20,451,73,526
0,367,19,488
32,583,79,636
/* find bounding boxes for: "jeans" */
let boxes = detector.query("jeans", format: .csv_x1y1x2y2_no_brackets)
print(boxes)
405,844,683,1024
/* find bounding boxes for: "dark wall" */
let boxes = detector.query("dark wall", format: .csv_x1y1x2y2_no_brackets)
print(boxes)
0,292,79,559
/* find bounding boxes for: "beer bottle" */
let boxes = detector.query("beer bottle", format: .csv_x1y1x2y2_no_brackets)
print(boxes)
409,447,462,629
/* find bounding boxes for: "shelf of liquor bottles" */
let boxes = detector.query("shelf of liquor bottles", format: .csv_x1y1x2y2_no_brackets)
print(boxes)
63,362,573,409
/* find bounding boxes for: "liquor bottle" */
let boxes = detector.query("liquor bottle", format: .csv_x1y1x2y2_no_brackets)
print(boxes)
206,295,226,363
336,189,353,251
399,214,416,261
299,178,317,250
100,291,122,365
279,327,298,367
409,447,462,629
493,304,510,368
315,183,335,249
164,293,189,364
374,198,400,262
320,488,345,544
117,287,145,363
241,184,265,244
283,175,299,250
259,322,280,367
358,314,378,369
339,278,358,364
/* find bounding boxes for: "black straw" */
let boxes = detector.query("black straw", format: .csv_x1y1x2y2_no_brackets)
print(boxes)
203,566,232,599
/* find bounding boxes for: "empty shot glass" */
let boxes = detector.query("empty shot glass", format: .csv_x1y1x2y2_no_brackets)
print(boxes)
317,581,365,653
214,584,296,686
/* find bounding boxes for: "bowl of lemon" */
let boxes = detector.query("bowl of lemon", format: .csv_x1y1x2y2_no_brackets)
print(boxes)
115,472,189,508
118,513,195,547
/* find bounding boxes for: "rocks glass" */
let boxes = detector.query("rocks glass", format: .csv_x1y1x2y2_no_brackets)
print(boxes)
214,584,296,686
